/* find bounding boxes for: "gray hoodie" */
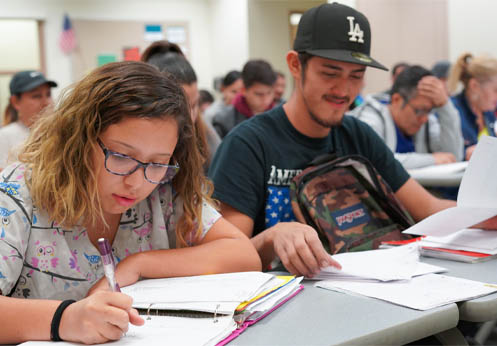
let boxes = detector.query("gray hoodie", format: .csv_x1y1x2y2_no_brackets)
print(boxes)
349,94,464,169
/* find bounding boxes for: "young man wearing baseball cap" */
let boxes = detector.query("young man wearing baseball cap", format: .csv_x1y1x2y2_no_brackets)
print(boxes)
0,70,57,170
209,3,460,276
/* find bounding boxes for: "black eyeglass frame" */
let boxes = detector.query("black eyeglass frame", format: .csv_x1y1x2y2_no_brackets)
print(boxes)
97,139,179,184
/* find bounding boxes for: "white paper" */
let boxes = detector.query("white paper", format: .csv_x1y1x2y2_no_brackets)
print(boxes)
312,244,419,282
408,161,468,179
316,273,497,310
20,315,237,346
121,272,274,313
420,228,497,254
404,136,497,237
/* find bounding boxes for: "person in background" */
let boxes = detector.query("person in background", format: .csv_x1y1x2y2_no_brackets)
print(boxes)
0,71,57,170
199,89,214,114
273,71,287,105
141,41,221,171
204,70,243,124
0,61,260,345
448,53,497,160
370,62,410,104
351,65,463,169
212,59,277,138
209,3,460,278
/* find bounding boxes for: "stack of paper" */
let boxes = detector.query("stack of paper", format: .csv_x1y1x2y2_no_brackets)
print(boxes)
404,136,497,238
419,228,497,263
312,244,445,282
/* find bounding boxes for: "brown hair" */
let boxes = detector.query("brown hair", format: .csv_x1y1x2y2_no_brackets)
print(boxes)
448,53,497,94
20,61,212,247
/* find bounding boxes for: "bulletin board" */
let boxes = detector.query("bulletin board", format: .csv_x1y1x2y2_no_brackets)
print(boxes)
71,19,190,81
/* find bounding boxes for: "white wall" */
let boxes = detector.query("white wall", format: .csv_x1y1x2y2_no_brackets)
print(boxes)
448,0,497,62
208,0,249,90
0,0,219,95
247,0,324,100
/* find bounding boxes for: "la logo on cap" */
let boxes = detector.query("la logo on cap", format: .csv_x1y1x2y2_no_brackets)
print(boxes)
347,16,364,43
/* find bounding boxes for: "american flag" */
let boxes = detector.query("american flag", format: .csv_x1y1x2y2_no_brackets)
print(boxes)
265,186,296,228
59,14,76,55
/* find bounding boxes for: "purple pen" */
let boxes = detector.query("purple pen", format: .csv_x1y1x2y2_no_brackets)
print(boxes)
97,237,121,292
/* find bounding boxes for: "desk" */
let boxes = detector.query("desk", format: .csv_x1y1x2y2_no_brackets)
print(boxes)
422,257,497,322
234,280,460,345
408,162,467,187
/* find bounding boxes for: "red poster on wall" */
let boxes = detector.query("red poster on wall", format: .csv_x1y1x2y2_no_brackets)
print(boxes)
123,47,140,61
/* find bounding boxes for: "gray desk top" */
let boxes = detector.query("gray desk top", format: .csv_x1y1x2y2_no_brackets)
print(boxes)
233,280,458,346
422,257,497,322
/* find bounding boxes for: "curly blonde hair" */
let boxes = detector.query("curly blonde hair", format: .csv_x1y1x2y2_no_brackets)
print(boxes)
19,61,214,247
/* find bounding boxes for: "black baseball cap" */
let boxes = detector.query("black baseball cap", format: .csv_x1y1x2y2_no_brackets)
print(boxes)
293,2,387,71
9,70,57,95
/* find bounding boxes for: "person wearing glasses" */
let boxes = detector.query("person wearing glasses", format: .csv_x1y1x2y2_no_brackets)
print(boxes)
0,61,261,345
351,65,464,169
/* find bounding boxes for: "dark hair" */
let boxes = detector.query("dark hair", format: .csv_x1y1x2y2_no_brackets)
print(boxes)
199,89,214,106
148,53,197,85
298,52,313,79
276,71,286,78
141,40,184,63
222,70,241,87
242,59,277,88
391,65,432,101
392,62,410,77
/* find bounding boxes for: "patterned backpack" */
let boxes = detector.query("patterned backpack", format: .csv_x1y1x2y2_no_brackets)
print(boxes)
290,154,414,254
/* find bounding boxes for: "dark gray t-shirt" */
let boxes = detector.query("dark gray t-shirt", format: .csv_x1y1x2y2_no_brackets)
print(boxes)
209,106,410,236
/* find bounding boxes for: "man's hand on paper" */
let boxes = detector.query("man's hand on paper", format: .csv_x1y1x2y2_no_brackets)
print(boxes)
472,215,497,231
268,222,341,277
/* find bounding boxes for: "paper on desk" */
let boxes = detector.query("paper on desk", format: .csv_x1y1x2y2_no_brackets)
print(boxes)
316,273,497,310
20,315,237,346
311,244,420,282
404,136,497,237
421,228,497,254
408,161,468,179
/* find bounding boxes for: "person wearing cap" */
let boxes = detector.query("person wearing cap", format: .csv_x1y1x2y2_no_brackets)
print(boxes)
351,65,463,169
209,3,468,277
0,71,57,170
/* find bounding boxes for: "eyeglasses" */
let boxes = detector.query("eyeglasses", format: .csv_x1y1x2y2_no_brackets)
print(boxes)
97,139,179,184
406,102,432,117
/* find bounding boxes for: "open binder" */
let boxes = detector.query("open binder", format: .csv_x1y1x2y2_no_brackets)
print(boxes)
20,272,303,346
121,272,304,346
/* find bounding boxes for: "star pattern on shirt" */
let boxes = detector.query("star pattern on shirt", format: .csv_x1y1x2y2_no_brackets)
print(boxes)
265,186,296,228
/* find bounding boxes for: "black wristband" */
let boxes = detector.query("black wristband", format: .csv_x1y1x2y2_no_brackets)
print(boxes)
50,299,76,341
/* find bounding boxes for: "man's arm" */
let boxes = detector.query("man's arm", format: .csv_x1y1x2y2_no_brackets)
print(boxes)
394,177,456,221
219,202,340,277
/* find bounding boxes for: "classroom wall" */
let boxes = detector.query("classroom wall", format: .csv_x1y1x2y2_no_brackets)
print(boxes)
448,0,497,62
0,0,220,95
247,0,324,99
207,0,249,89
2,0,497,101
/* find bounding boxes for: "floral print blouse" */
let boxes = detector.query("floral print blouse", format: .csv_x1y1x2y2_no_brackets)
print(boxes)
0,163,221,300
